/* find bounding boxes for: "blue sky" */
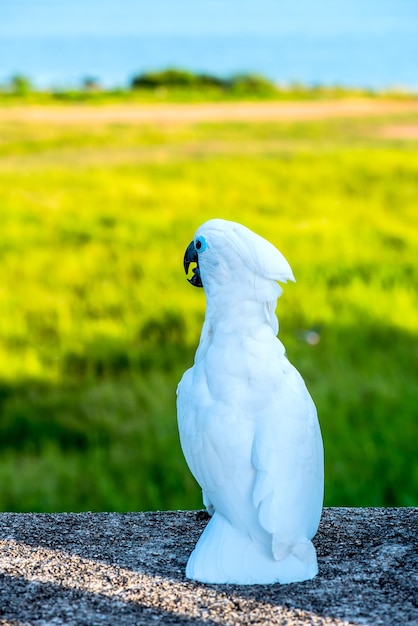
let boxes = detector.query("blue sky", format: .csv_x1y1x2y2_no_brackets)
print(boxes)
3,0,418,37
2,1,418,89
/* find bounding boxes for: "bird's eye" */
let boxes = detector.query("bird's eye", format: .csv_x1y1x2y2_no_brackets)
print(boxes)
194,236,207,253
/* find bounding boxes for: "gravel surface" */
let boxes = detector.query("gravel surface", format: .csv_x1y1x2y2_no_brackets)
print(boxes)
0,508,417,625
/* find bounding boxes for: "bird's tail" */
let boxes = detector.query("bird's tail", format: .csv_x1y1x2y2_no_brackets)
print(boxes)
186,512,318,585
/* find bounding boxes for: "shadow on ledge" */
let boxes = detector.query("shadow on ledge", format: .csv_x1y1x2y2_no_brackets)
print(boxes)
0,508,417,625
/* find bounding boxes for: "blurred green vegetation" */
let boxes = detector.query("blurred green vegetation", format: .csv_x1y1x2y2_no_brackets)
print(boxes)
1,69,417,104
0,100,417,512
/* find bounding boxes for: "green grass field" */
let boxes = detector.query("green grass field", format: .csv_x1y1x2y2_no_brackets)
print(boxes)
0,100,417,512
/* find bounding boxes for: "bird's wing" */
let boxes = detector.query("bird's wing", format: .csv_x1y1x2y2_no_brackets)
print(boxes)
177,360,256,523
251,358,323,554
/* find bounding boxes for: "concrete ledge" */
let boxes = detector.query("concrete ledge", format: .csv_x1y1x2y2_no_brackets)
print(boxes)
0,508,416,625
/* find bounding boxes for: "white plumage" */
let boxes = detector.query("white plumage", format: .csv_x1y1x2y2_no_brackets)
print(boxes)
177,218,323,585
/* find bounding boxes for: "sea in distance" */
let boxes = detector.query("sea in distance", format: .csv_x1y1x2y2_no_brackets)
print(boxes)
2,0,418,91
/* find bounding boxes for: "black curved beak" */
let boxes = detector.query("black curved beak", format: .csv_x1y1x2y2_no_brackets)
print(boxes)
184,241,203,288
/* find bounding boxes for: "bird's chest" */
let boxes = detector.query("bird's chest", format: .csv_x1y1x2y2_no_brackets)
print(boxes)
196,402,252,449
201,330,285,410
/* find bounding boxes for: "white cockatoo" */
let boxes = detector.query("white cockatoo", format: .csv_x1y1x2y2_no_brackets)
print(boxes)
177,218,323,585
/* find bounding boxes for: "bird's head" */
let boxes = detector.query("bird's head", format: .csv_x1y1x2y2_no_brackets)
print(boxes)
183,219,295,302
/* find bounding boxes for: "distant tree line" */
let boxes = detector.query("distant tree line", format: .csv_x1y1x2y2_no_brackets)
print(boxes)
130,68,277,95
6,74,33,95
1,69,277,96
1,70,401,101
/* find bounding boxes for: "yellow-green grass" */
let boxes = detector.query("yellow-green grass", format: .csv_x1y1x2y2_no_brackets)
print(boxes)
0,105,417,512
